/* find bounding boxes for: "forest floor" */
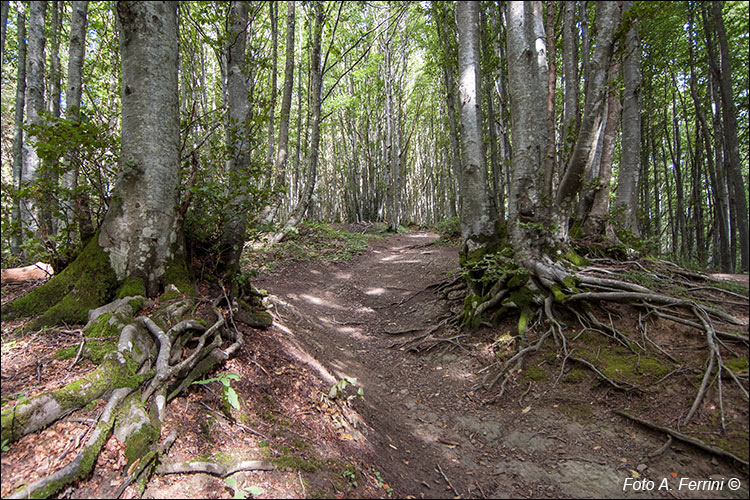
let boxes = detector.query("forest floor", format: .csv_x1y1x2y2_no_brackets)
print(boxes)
1,225,748,499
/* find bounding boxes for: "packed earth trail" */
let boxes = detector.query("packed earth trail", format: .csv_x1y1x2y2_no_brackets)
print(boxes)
255,230,749,499
1,229,747,499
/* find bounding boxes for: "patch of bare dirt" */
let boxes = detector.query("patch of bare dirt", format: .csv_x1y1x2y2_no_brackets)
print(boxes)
2,232,748,499
253,231,749,499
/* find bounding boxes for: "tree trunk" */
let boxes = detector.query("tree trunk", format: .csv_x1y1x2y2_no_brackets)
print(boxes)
457,1,495,258
433,3,462,220
0,0,8,73
21,0,47,240
10,2,26,256
260,1,295,225
556,1,620,231
267,1,323,247
711,1,749,272
99,1,182,296
614,0,641,236
561,1,579,161
218,1,252,281
64,1,95,244
690,5,730,271
506,0,551,260
43,1,62,249
582,62,621,239
265,1,278,173
543,1,557,201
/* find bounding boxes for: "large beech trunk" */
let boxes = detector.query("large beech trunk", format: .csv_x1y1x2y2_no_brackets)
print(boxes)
456,1,495,258
98,1,182,297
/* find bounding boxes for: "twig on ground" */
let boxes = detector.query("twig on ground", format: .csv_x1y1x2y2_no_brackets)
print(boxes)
436,463,456,495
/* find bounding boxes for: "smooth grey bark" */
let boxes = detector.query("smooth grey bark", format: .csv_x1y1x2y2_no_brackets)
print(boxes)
561,1,579,159
260,1,295,225
10,2,26,255
20,0,47,238
506,1,549,257
555,1,620,227
383,35,399,232
63,1,94,243
433,3,461,218
218,1,252,278
268,1,323,246
457,0,494,255
99,1,181,296
543,1,556,201
42,1,62,241
711,1,749,272
1,0,8,77
481,6,503,220
690,6,729,271
265,1,278,171
614,0,641,236
703,6,731,271
583,62,621,238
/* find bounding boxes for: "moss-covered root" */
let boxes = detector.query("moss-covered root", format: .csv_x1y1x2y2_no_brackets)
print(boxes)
1,351,140,444
114,393,161,467
7,387,132,500
2,236,119,330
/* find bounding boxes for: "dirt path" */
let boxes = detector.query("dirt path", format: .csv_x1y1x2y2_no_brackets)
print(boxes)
256,231,748,499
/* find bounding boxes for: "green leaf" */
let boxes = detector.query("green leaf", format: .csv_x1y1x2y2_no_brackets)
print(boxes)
225,387,241,410
247,485,264,496
357,387,364,397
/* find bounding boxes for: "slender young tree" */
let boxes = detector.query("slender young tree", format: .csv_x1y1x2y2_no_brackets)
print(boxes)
260,0,295,225
20,0,47,240
63,1,95,244
268,1,324,246
711,1,749,272
218,1,252,282
10,1,26,256
0,0,8,78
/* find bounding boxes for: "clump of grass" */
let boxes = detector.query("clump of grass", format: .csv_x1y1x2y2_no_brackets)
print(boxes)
244,222,381,274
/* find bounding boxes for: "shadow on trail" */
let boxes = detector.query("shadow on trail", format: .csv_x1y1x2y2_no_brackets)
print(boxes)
255,231,749,499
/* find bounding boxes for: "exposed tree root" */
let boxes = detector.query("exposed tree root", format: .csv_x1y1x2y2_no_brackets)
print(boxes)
1,289,267,498
157,459,274,476
442,250,749,456
614,411,749,467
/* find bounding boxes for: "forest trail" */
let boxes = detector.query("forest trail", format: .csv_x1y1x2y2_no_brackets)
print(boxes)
254,230,749,499
1,230,746,499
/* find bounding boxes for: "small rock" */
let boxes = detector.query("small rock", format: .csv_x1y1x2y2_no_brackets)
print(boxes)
711,458,719,466
636,464,648,473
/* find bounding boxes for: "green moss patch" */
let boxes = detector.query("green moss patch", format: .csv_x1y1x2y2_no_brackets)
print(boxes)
563,368,586,384
164,256,196,296
124,422,160,466
725,356,748,376
117,278,146,299
4,236,119,329
522,365,549,383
